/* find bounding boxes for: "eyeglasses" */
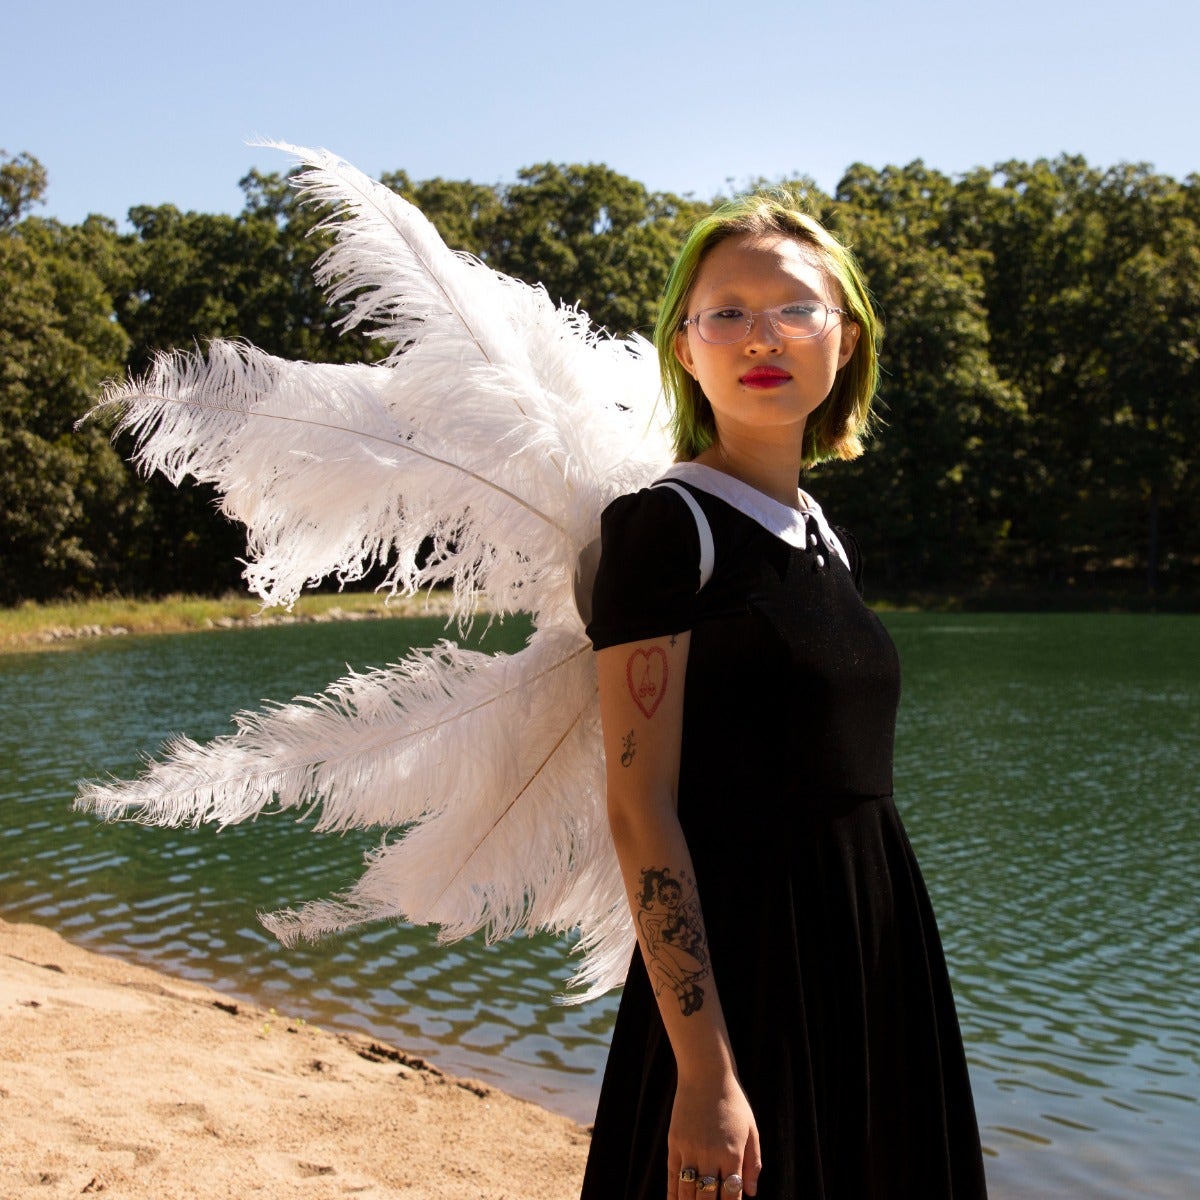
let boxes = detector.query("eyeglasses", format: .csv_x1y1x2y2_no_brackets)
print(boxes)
682,301,850,345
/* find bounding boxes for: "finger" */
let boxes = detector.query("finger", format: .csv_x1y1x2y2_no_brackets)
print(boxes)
696,1170,720,1195
741,1127,762,1197
671,1160,697,1200
720,1169,745,1196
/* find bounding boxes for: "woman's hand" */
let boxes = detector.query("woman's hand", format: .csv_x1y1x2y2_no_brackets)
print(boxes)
667,1070,761,1198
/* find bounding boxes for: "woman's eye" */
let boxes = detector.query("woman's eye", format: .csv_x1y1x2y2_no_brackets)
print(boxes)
708,308,747,322
780,303,819,318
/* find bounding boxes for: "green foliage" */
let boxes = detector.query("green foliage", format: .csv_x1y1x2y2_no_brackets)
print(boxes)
0,196,143,603
380,171,503,260
3,150,1197,607
0,150,48,229
488,163,707,337
382,163,707,337
119,170,381,370
945,158,1199,593
821,163,1025,586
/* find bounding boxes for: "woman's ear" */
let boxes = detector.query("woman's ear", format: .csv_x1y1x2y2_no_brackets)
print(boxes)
674,329,695,377
837,321,860,370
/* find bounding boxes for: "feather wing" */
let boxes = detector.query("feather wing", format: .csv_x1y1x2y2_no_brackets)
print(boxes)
78,143,671,997
93,340,571,617
77,624,632,998
86,143,670,616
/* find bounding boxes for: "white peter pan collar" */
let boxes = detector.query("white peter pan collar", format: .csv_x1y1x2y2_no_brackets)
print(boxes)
657,461,850,571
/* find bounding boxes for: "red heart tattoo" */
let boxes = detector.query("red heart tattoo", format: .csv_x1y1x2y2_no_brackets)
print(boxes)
626,647,668,718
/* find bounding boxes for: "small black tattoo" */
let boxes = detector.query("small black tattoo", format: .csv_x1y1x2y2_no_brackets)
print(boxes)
620,730,636,767
669,633,677,647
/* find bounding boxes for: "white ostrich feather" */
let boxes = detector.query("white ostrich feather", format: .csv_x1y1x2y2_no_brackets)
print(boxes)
77,624,634,998
77,143,673,999
267,140,532,365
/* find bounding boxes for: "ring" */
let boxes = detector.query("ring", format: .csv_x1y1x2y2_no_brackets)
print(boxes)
698,1177,719,1194
678,1167,698,1183
723,1175,744,1195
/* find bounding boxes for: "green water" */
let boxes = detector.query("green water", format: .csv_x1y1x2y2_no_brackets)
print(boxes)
1,612,1196,1198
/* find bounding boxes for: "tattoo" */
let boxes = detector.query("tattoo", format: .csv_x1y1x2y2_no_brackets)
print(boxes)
669,633,677,647
636,867,710,1016
620,729,637,767
625,647,668,719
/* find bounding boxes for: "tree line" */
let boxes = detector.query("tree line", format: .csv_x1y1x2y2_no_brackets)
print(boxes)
2,150,1196,608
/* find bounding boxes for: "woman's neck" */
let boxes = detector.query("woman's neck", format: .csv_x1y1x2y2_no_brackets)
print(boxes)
693,435,805,510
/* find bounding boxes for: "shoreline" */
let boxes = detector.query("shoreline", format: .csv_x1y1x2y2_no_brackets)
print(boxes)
0,917,590,1199
0,591,465,656
6,589,1194,658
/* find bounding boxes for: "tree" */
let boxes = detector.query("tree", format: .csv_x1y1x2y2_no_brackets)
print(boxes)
0,151,47,229
488,163,706,337
956,158,1199,597
102,172,395,596
1086,167,1200,594
7,149,1194,605
0,156,140,602
380,170,504,261
818,162,1025,589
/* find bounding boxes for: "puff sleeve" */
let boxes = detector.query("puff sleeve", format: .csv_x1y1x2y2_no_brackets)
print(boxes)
585,486,702,651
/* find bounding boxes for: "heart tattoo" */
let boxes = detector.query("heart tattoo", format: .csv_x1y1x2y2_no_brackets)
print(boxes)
626,647,668,718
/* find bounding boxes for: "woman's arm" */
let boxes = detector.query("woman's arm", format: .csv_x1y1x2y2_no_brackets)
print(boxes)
596,633,761,1199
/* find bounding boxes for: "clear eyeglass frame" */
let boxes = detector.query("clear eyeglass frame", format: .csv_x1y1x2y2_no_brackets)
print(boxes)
682,300,851,345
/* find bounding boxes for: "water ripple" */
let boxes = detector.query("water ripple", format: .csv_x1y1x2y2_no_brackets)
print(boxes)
2,613,1197,1196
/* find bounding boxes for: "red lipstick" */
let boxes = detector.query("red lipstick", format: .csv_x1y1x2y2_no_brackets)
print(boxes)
740,366,792,388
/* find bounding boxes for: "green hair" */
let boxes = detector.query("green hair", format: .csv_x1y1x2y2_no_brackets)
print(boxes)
653,190,881,466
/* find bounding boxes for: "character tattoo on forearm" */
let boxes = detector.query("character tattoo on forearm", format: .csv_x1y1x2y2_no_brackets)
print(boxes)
636,866,710,1016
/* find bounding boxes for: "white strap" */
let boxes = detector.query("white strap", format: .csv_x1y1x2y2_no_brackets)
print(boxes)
654,481,715,591
659,461,849,571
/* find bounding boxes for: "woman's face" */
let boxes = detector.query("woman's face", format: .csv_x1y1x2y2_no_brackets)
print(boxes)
674,232,859,449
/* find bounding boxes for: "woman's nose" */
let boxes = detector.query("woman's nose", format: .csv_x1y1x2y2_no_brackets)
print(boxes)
744,311,784,352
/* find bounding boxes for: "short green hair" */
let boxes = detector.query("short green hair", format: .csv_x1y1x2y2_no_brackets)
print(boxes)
653,190,881,465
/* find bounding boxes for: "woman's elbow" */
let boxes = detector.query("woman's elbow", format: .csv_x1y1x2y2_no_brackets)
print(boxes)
605,786,676,849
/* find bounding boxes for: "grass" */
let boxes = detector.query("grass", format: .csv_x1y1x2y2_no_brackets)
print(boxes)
0,590,456,655
6,579,1188,657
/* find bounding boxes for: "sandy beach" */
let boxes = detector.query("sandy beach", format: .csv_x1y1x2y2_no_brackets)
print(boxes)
0,918,590,1199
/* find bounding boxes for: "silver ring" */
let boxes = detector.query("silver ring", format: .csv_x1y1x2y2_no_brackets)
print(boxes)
698,1177,719,1194
723,1175,744,1195
678,1167,698,1184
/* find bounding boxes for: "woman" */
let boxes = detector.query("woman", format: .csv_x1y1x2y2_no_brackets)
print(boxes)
581,194,988,1199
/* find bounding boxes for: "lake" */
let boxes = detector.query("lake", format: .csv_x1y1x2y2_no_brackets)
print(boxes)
1,611,1196,1198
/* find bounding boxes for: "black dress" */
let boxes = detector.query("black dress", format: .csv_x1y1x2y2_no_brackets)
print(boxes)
582,463,987,1200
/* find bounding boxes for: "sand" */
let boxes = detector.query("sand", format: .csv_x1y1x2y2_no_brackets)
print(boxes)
0,918,591,1199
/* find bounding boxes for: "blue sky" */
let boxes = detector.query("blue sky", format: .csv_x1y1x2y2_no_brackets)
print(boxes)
6,0,1196,228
